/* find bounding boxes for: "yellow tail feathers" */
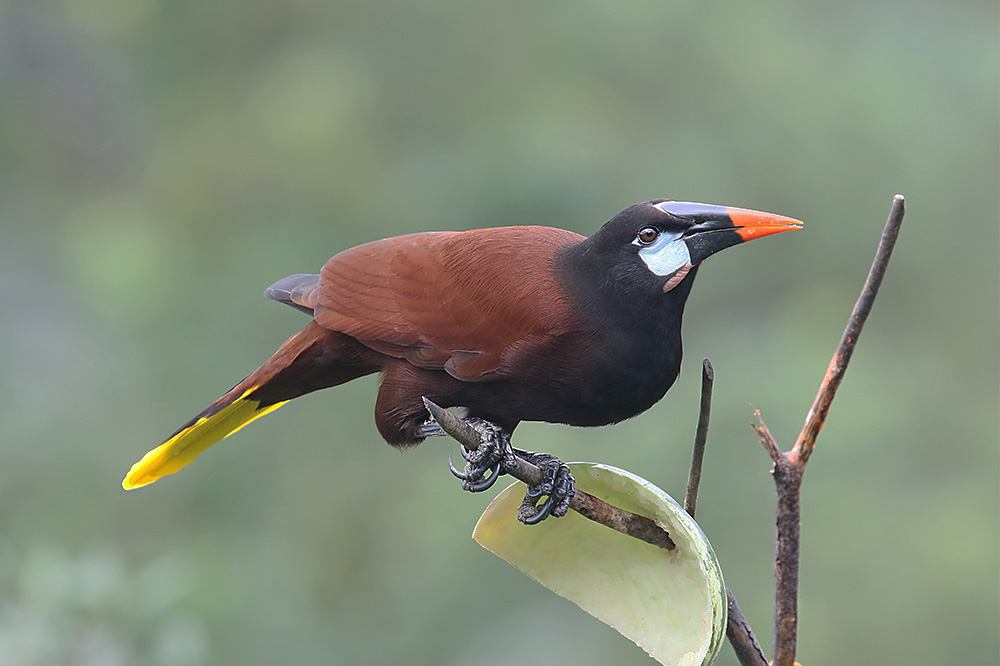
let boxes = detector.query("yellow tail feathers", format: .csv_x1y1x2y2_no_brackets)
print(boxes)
122,388,287,490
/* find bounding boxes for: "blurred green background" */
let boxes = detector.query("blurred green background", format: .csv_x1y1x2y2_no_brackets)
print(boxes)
1,1,997,664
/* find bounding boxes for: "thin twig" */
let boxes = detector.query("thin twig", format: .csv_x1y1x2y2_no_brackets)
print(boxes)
726,588,769,666
682,360,767,666
423,397,675,551
751,408,782,465
762,195,906,666
791,194,905,466
684,358,714,517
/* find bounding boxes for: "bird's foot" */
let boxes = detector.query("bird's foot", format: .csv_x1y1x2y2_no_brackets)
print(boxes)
512,450,575,525
447,418,518,493
427,405,574,525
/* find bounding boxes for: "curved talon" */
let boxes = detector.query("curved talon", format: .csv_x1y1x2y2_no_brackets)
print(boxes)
520,497,554,525
444,415,524,499
449,436,508,492
448,454,472,480
514,456,575,524
466,464,503,492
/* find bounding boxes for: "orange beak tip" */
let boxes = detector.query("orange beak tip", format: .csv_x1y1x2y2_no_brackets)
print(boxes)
726,207,803,242
737,224,802,242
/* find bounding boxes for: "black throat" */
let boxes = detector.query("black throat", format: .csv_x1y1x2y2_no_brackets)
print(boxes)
551,240,700,425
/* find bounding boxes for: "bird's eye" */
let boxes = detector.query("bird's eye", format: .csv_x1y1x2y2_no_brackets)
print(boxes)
637,227,660,245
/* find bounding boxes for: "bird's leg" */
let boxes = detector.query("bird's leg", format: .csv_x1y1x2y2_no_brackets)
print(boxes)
440,419,574,524
416,421,447,438
419,404,575,524
511,450,575,524
415,406,468,439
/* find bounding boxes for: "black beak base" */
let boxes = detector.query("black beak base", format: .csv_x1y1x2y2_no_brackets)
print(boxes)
657,201,802,265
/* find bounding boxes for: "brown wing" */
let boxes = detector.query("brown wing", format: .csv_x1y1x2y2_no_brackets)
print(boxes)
314,226,584,380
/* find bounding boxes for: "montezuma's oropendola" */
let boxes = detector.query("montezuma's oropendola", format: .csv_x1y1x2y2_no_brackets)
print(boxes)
123,199,800,521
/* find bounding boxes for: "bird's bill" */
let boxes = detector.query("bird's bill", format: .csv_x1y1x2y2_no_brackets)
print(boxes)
658,201,802,265
727,206,804,242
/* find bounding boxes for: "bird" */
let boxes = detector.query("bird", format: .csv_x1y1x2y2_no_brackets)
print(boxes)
122,199,800,518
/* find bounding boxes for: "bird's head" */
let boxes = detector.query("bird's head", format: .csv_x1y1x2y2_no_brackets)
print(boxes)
580,199,802,294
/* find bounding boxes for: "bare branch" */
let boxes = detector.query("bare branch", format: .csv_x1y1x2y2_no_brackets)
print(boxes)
726,588,769,666
423,397,549,488
751,408,783,465
792,194,905,466
682,360,768,666
770,463,802,666
423,397,675,551
684,358,714,517
764,195,906,666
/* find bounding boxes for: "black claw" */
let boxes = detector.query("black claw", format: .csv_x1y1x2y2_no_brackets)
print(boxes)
444,417,515,495
513,452,575,525
466,465,503,492
441,416,575,524
448,454,471,480
520,497,554,525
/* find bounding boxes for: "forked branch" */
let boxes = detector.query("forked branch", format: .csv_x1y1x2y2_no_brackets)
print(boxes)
761,195,906,666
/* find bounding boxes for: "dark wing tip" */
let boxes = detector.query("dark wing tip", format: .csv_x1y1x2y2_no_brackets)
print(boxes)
264,273,320,315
